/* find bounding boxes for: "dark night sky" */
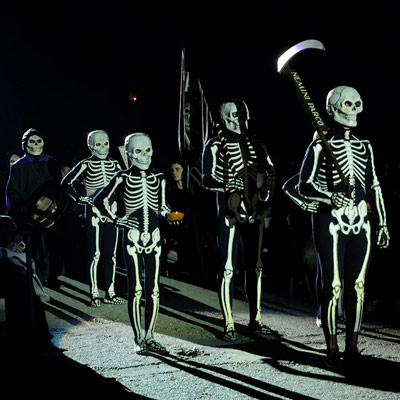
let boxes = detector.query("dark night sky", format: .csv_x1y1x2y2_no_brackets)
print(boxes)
0,1,398,177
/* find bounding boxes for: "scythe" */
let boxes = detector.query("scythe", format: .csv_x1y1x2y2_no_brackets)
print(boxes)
277,39,352,194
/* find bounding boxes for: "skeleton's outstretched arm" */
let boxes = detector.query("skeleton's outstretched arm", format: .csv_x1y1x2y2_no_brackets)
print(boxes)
159,177,172,217
283,173,319,213
61,159,93,205
365,143,390,248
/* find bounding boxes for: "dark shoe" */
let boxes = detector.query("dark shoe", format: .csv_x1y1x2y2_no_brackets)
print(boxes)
45,279,60,290
248,322,281,338
91,297,102,307
222,329,237,341
325,348,341,370
134,340,148,355
344,348,363,366
145,339,168,354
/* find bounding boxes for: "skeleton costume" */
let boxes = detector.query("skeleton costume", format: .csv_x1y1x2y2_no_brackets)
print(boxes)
298,87,389,368
202,100,277,340
94,133,170,354
61,130,123,306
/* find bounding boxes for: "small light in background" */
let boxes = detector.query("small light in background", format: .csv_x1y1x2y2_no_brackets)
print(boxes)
129,91,138,102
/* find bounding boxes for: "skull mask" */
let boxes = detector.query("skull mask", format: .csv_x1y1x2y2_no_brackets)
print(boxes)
87,130,110,159
219,100,249,134
125,133,153,170
26,135,44,156
326,86,363,127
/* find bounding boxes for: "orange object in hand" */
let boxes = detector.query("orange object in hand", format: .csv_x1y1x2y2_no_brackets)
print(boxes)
167,211,184,221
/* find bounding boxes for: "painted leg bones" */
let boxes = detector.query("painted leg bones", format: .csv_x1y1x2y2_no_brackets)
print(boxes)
297,86,389,368
202,99,277,340
94,133,170,353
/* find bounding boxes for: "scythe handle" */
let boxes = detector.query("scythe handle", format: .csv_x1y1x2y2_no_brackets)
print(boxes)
285,66,353,195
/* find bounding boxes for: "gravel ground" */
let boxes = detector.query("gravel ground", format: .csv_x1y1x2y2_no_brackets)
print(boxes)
2,274,400,399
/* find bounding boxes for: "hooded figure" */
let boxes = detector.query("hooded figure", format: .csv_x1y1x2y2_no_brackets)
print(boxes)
5,128,61,286
6,128,59,224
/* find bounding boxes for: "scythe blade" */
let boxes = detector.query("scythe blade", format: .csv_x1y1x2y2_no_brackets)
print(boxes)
277,39,325,74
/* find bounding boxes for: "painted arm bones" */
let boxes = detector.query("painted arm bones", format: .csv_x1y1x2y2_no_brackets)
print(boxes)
61,161,94,206
93,173,138,229
282,173,319,213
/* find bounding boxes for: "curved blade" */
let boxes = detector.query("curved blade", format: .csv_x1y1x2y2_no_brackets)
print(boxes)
277,39,325,73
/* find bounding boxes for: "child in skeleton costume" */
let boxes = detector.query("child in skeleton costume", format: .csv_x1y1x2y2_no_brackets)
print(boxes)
202,99,277,341
61,130,124,307
94,133,171,354
297,86,390,368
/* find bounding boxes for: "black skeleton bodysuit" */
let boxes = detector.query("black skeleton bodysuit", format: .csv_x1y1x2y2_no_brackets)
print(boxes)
202,122,275,337
94,165,169,345
61,155,121,302
298,124,389,354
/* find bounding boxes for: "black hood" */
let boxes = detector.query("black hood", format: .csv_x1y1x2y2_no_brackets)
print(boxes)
21,128,44,153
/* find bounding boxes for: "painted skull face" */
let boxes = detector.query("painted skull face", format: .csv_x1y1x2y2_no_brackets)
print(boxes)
26,135,44,156
326,86,363,127
125,133,153,170
219,100,249,134
87,130,110,159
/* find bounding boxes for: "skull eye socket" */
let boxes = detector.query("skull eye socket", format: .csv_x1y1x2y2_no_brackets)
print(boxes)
232,112,238,118
29,138,42,144
145,147,151,153
355,101,362,108
135,149,141,154
344,101,353,107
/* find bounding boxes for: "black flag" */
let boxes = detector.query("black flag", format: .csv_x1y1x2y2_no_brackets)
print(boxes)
178,48,214,187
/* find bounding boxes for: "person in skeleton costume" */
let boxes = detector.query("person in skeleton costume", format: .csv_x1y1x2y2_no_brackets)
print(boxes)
6,128,61,286
61,130,124,307
297,86,390,368
282,173,346,328
202,99,277,341
94,133,171,354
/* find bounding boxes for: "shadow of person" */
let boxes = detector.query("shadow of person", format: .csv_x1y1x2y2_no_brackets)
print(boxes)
2,349,150,399
232,336,400,393
151,351,316,400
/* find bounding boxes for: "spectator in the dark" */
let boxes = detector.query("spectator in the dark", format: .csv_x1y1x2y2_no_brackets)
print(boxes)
0,215,53,351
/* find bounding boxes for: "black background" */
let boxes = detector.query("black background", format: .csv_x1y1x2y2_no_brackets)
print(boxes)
1,2,399,314
0,2,398,176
